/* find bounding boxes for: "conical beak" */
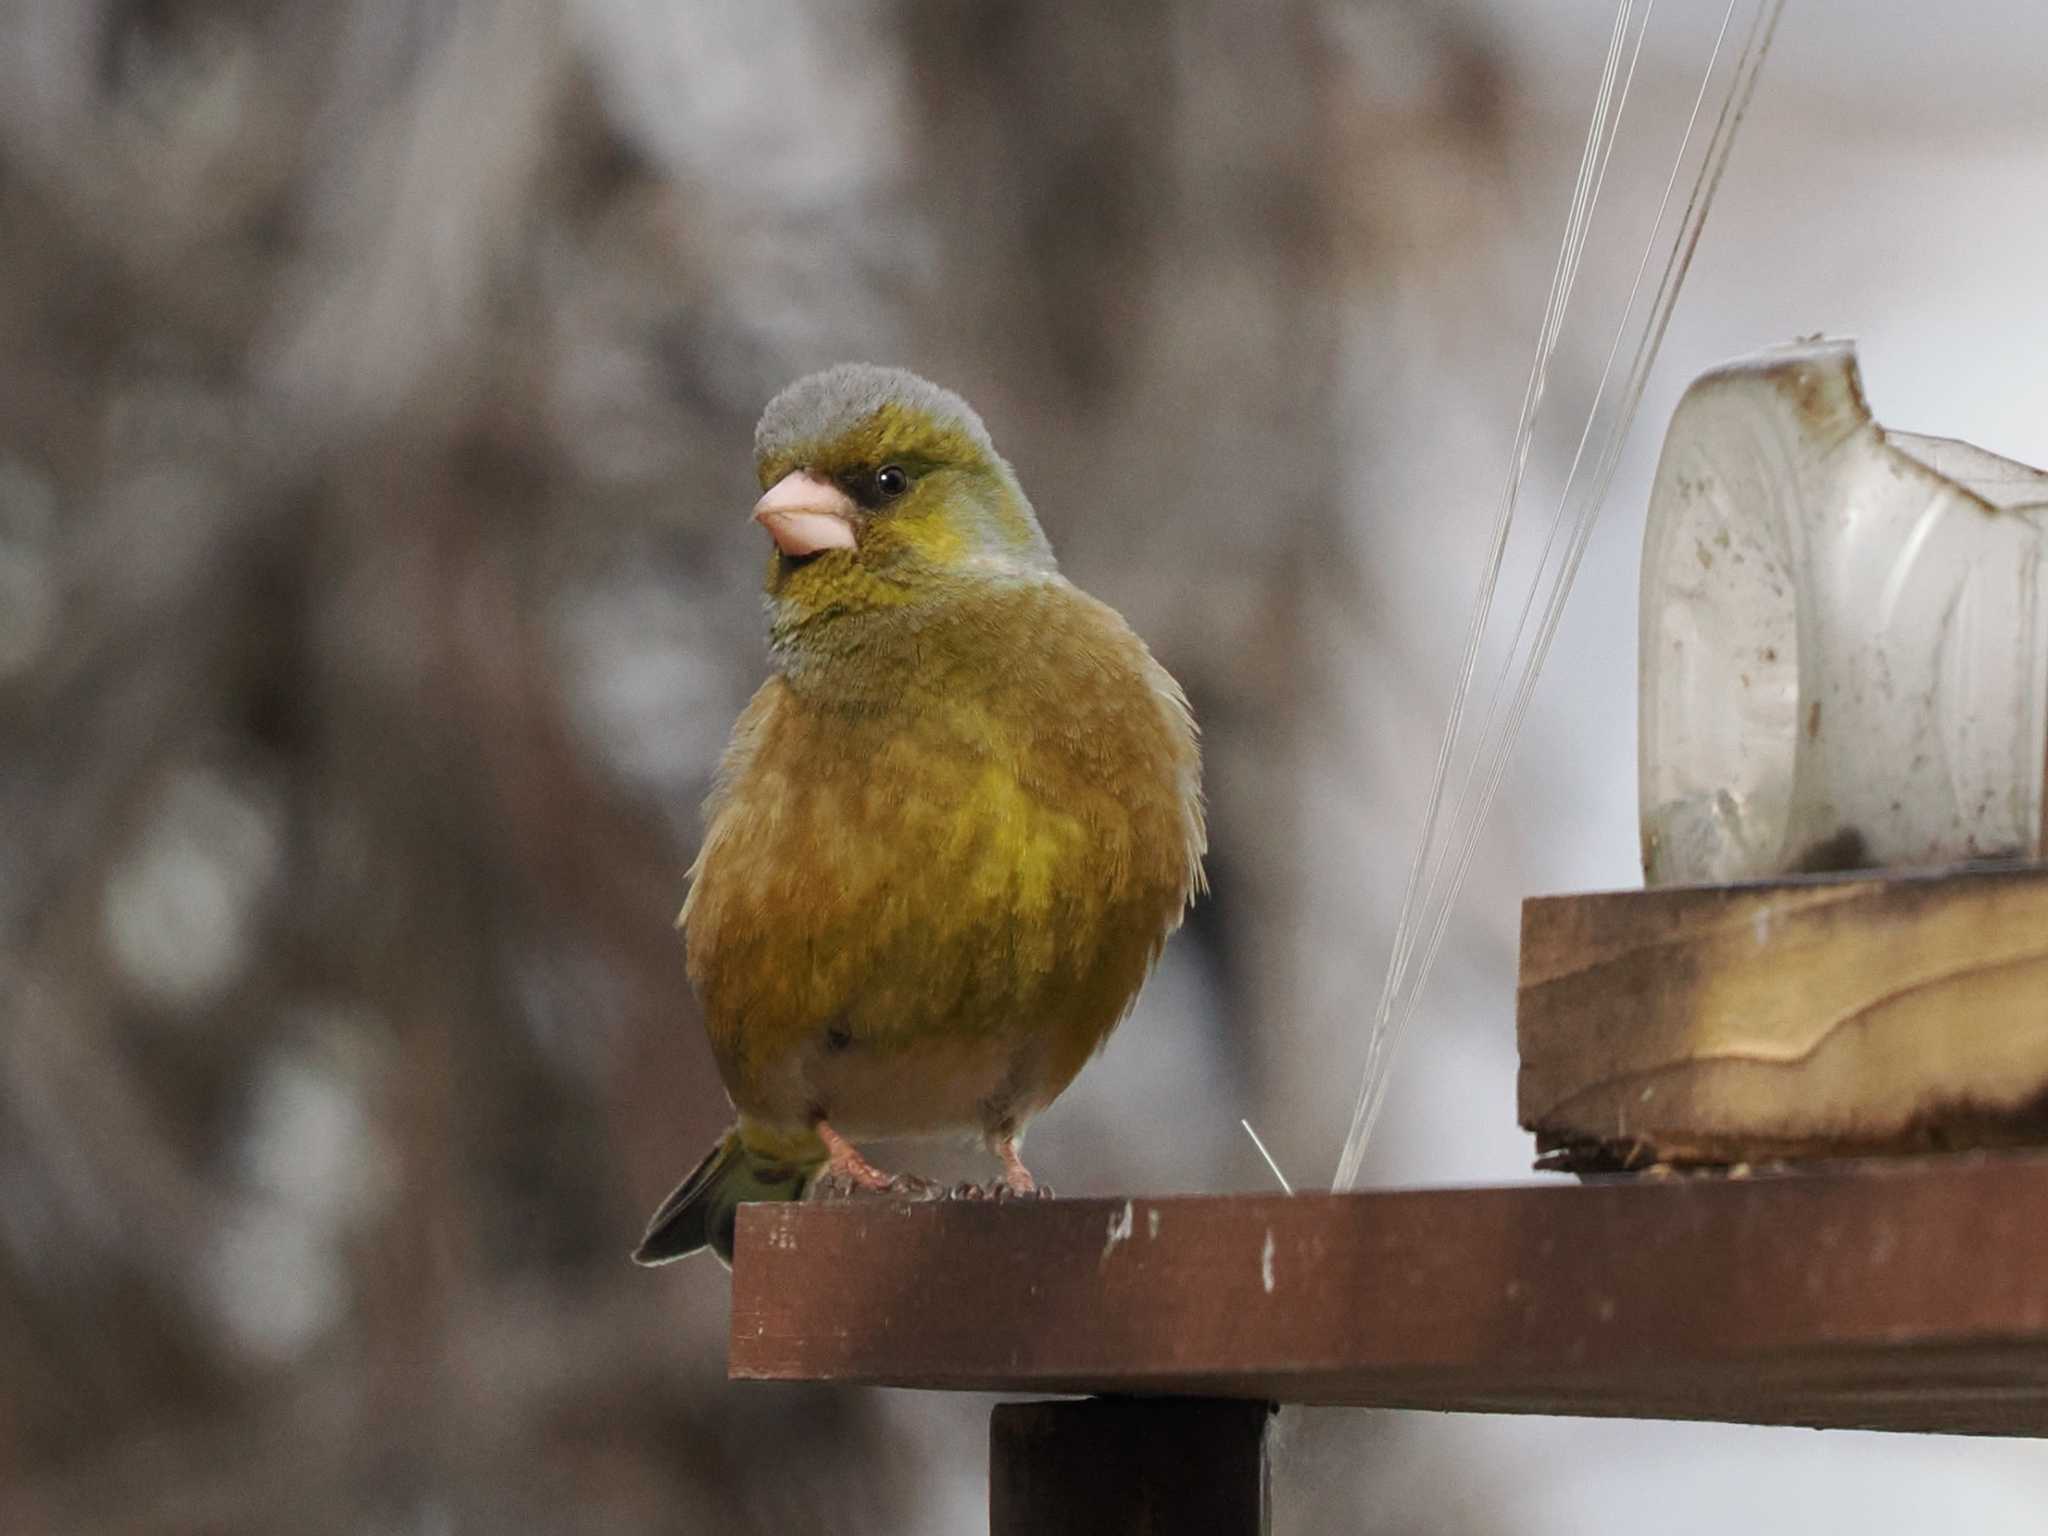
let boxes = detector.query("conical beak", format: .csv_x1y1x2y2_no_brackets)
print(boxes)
754,472,857,557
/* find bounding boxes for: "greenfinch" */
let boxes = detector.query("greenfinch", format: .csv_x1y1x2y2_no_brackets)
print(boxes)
634,364,1205,1266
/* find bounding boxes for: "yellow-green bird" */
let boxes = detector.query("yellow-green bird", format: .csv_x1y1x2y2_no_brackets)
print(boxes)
633,364,1205,1266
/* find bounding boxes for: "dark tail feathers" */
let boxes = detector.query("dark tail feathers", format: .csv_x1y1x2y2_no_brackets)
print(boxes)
633,1128,816,1267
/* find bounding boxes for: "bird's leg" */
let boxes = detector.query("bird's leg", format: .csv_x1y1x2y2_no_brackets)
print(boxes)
809,1120,943,1202
990,1134,1052,1201
816,1120,893,1191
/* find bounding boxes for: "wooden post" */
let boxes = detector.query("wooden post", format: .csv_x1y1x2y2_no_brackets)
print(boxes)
990,1397,1271,1536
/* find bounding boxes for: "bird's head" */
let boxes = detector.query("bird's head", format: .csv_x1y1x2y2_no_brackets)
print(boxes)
749,365,1055,634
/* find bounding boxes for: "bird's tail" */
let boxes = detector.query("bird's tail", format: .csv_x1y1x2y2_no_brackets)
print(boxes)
632,1126,818,1267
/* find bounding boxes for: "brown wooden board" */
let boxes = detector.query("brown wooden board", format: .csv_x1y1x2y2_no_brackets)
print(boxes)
1518,863,2048,1169
730,1154,2048,1435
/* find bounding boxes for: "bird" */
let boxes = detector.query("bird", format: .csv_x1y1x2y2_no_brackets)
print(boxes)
633,363,1205,1266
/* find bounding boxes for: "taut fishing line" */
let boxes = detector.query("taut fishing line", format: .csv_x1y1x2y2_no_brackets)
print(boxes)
1333,0,1787,1190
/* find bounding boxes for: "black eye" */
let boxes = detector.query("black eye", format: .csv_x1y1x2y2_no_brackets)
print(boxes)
875,465,909,499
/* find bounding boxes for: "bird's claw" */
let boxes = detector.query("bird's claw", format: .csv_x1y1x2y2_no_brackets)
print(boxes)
805,1170,858,1203
938,1179,1054,1202
807,1169,945,1203
990,1180,1053,1202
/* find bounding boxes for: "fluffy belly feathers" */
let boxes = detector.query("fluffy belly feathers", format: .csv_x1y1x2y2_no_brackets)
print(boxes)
684,666,1194,1141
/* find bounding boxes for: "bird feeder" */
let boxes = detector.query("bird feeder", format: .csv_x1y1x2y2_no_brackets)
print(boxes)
1521,339,2048,1170
723,349,2048,1530
1639,337,2048,887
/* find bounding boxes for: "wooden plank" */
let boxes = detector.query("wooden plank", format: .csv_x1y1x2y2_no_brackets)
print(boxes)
730,1154,2048,1435
990,1398,1271,1536
1517,863,2048,1168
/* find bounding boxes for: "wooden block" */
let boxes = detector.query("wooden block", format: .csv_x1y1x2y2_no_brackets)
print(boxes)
1518,863,2048,1169
731,1158,2048,1436
990,1398,1271,1536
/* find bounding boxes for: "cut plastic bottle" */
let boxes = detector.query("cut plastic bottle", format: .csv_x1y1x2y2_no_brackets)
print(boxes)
1640,338,2048,885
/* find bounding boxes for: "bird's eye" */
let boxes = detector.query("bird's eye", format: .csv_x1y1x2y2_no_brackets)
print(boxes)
875,465,910,500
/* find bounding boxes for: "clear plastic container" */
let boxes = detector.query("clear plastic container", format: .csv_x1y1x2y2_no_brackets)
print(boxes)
1639,338,2048,886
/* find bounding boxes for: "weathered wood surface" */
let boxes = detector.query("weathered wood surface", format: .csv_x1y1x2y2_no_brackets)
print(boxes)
731,1155,2048,1435
1519,863,2048,1168
990,1398,1271,1536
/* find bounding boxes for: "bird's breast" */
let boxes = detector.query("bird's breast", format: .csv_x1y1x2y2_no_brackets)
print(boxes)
686,589,1201,1132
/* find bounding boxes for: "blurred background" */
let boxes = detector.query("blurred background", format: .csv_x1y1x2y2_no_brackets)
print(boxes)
5,1,2047,1530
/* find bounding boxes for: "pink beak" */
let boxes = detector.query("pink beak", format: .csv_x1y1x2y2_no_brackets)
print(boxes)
754,471,858,557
